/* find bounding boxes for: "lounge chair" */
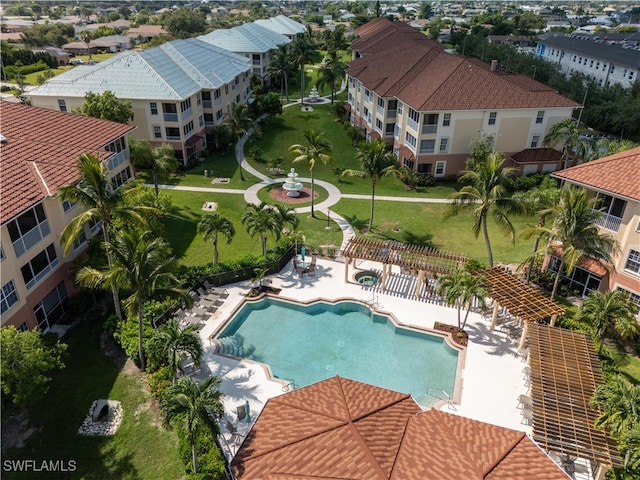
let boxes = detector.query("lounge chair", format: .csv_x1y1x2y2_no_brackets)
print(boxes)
306,256,317,276
236,404,247,423
226,420,243,445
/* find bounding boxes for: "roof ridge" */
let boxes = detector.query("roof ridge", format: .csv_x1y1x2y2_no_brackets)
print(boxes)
482,431,526,477
431,410,484,478
127,49,181,99
346,421,389,480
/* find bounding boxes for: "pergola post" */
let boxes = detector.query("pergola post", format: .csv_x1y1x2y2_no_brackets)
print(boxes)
381,263,388,292
518,322,529,351
490,301,500,331
594,463,607,480
344,257,350,283
415,270,425,299
550,313,558,327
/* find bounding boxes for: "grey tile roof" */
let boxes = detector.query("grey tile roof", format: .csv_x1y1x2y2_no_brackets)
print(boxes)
254,14,306,36
538,33,640,69
198,22,290,54
28,38,250,101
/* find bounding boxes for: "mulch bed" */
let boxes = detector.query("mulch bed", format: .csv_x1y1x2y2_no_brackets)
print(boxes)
268,187,316,204
433,321,469,347
246,286,282,298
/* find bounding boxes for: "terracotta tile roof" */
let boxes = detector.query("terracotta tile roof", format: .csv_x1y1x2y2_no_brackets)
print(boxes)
511,148,563,164
347,19,579,112
231,377,569,480
552,146,640,201
0,102,135,224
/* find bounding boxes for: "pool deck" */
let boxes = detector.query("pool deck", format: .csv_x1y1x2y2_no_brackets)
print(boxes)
195,257,532,451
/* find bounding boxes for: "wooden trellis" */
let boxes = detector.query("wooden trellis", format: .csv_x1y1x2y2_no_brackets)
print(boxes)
528,323,621,468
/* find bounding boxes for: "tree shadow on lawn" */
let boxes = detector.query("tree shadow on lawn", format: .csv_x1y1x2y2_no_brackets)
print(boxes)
164,212,198,259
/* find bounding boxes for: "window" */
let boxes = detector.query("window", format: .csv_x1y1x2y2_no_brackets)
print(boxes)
0,245,4,261
180,98,192,112
418,163,432,174
394,124,400,139
423,113,438,134
378,97,384,108
435,161,446,176
439,138,448,152
112,166,132,189
397,102,403,115
202,91,212,107
162,103,178,122
375,118,383,132
196,93,201,106
73,230,87,251
364,89,371,102
1,280,18,314
363,107,371,123
419,139,435,154
236,94,240,103
153,126,162,139
214,89,221,100
198,115,204,128
165,127,180,139
488,112,497,125
21,243,58,289
385,123,395,136
536,111,544,124
215,109,223,121
7,204,50,258
407,108,419,131
617,287,640,313
34,281,69,332
625,249,640,274
442,113,451,126
204,113,213,125
62,199,76,212
405,132,417,149
530,135,540,148
595,193,626,232
57,99,67,112
150,102,158,115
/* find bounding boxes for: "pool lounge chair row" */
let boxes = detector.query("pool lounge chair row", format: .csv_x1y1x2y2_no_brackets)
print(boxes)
176,284,229,328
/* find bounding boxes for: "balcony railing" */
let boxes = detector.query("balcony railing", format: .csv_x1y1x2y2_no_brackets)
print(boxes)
106,149,128,171
203,100,212,108
181,107,192,120
163,113,178,122
407,118,418,132
12,221,50,258
422,124,437,134
594,212,622,232
387,109,397,118
377,105,384,115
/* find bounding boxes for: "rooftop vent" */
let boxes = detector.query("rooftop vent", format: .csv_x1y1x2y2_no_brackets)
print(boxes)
0,133,6,144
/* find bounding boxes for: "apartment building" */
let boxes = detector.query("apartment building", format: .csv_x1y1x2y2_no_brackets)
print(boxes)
347,18,580,178
535,33,640,89
254,14,306,40
552,147,640,313
198,23,290,86
0,102,135,332
27,39,251,166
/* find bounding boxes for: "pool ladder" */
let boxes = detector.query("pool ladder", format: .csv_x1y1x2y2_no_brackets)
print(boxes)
426,389,457,411
281,377,298,392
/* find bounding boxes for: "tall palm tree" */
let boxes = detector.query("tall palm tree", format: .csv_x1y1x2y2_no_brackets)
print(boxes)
242,202,282,257
197,212,235,265
76,230,191,371
209,123,232,153
149,318,203,384
269,45,294,101
316,49,347,104
587,138,639,161
443,152,524,267
162,376,224,474
576,290,639,354
543,118,589,169
81,30,92,60
291,36,314,106
436,268,487,330
224,102,255,181
58,153,156,320
522,187,618,301
341,139,398,232
150,144,178,196
514,177,561,282
289,130,335,218
272,203,299,232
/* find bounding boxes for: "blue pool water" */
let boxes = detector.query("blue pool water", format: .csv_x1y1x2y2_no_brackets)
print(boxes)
218,298,459,406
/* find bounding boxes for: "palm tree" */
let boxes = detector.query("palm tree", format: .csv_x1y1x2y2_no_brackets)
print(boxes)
587,138,639,161
242,202,282,257
197,212,235,265
269,45,294,101
58,153,156,320
272,203,299,232
522,187,618,301
543,118,589,169
225,102,255,181
316,49,347,104
149,318,203,384
81,30,92,60
289,130,335,218
76,230,191,371
514,177,561,282
591,376,640,438
209,123,232,153
162,376,224,474
576,290,639,354
291,36,314,105
150,144,178,196
443,151,524,267
342,139,398,232
436,269,487,330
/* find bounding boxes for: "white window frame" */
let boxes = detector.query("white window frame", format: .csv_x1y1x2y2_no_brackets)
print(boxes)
435,161,446,177
1,280,19,314
625,249,640,275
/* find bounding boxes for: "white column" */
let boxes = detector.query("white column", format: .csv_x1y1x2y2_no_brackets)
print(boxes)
490,301,500,331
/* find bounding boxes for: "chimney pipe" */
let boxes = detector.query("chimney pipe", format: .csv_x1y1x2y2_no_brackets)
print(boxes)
490,60,498,72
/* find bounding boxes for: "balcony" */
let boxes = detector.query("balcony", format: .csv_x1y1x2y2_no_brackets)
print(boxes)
387,109,397,118
106,149,128,171
407,118,418,132
203,100,212,108
163,113,178,122
594,212,622,232
12,221,50,258
422,124,437,134
377,105,384,115
181,107,192,121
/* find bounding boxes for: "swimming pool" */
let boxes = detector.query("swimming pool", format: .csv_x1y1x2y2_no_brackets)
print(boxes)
216,297,461,407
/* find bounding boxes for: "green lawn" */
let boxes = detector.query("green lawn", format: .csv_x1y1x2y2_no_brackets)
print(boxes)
333,198,535,265
3,320,183,480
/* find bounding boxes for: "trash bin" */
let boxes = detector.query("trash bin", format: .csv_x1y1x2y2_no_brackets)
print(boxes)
204,170,208,177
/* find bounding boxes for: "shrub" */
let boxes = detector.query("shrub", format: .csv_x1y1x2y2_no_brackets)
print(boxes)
148,366,173,401
177,427,227,479
113,317,154,367
395,167,435,189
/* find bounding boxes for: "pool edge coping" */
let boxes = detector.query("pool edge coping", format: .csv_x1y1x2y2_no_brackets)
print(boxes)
208,292,467,408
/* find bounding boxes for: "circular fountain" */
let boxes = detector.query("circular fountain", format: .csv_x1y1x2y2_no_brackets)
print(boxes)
282,168,304,197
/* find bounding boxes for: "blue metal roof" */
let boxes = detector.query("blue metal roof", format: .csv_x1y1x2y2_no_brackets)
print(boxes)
254,15,306,37
28,39,250,101
198,22,290,54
